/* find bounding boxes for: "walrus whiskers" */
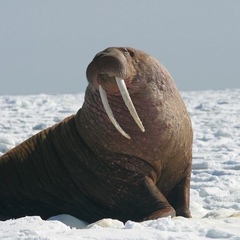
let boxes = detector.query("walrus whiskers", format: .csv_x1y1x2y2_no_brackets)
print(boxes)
99,84,131,139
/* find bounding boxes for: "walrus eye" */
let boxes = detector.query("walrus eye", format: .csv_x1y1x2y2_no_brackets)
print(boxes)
128,50,135,58
123,48,135,58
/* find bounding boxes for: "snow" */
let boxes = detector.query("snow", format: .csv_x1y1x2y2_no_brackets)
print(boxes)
0,89,240,239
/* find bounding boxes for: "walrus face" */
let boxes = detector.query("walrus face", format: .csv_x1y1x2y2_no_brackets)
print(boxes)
86,47,153,139
87,47,135,92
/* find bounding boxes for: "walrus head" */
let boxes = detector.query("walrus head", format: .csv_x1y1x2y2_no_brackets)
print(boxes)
86,47,166,139
78,47,191,172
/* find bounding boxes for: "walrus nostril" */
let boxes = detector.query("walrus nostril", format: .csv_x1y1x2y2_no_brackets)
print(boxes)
93,52,106,61
93,49,114,61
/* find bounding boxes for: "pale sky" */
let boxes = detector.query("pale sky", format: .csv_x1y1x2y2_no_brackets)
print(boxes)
1,0,240,95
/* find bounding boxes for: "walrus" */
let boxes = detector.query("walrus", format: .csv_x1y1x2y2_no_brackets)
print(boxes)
0,47,193,222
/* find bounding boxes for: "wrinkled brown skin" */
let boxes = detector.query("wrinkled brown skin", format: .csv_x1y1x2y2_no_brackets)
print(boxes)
0,47,193,223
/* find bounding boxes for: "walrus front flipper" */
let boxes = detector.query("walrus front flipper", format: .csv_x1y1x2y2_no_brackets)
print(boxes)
167,165,192,218
130,176,176,221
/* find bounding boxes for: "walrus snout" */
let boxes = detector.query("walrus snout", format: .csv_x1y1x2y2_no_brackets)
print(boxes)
86,48,128,88
86,47,145,139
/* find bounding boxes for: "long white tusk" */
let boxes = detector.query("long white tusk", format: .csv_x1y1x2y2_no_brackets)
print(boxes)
99,85,131,139
116,77,145,132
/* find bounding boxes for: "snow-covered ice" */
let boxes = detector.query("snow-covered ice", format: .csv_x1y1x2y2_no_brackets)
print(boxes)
0,89,240,239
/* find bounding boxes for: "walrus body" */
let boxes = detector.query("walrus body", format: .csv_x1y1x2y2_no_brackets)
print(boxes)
0,47,193,222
